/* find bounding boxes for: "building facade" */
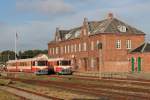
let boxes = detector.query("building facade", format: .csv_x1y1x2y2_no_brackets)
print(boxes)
48,13,145,72
129,43,150,73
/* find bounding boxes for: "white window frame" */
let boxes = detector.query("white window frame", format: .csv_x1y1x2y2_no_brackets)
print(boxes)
49,48,52,54
126,40,132,49
78,59,82,68
96,40,100,49
61,46,63,54
83,42,87,51
91,41,94,50
116,40,121,49
71,45,74,53
67,45,70,53
65,45,67,54
79,43,81,52
91,58,94,68
74,44,77,52
53,48,55,54
56,47,59,54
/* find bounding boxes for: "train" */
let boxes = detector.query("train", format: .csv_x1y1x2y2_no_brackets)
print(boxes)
6,55,73,75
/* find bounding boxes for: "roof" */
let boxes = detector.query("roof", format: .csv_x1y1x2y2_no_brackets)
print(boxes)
7,54,49,63
88,18,144,35
130,42,150,53
59,27,81,41
52,14,145,42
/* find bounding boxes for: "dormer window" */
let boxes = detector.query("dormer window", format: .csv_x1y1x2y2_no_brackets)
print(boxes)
117,25,127,32
65,33,71,39
75,30,80,38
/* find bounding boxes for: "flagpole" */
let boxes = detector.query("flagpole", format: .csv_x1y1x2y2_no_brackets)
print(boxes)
15,32,17,60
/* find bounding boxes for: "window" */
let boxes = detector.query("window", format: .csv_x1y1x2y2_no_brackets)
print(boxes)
116,40,121,49
56,47,59,54
71,45,74,53
91,41,94,50
59,60,71,66
61,46,63,54
49,48,52,54
67,45,70,53
65,45,67,54
37,61,47,66
91,58,94,68
117,25,127,32
96,40,100,49
75,30,80,37
53,48,55,54
79,43,81,52
83,42,87,51
126,40,132,49
74,44,77,52
78,59,82,68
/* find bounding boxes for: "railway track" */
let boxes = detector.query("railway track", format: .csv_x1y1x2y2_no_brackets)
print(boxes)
49,74,150,87
0,83,62,100
50,74,150,82
2,77,150,100
0,89,28,100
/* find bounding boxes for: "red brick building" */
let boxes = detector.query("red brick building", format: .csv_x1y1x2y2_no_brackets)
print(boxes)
48,13,145,72
128,43,150,73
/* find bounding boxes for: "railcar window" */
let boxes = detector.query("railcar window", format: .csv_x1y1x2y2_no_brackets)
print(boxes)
37,61,47,66
19,62,31,66
60,60,71,66
9,63,16,66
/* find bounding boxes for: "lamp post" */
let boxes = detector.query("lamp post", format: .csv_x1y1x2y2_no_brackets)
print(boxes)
98,43,103,79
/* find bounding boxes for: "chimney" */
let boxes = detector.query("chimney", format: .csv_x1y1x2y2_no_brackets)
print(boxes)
83,17,88,26
55,27,60,41
107,13,114,19
56,27,59,33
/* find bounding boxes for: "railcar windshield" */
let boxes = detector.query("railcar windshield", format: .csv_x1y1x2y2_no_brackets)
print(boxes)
57,60,71,66
37,61,47,66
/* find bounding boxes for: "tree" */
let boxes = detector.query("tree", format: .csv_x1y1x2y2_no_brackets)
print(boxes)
18,49,48,59
0,50,15,63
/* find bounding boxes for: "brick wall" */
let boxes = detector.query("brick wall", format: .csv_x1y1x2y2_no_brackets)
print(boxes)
128,53,150,72
48,33,145,72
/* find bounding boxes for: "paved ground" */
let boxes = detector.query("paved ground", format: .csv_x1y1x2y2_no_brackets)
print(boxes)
0,86,52,100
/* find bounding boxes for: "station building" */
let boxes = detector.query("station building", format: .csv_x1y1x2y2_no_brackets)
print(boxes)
129,43,150,73
48,13,146,73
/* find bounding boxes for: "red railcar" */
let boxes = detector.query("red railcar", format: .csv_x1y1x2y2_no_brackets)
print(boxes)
6,57,49,74
48,58,72,75
6,56,72,75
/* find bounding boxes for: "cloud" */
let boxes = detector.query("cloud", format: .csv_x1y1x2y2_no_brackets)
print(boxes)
1,0,150,51
16,0,73,14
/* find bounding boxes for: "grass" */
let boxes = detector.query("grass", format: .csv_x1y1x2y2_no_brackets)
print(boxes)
0,90,20,100
0,79,11,86
10,81,99,100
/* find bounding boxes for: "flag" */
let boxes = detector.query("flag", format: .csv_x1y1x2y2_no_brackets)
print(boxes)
16,32,18,40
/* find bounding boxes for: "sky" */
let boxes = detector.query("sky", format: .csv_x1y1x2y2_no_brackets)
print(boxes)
0,0,150,52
